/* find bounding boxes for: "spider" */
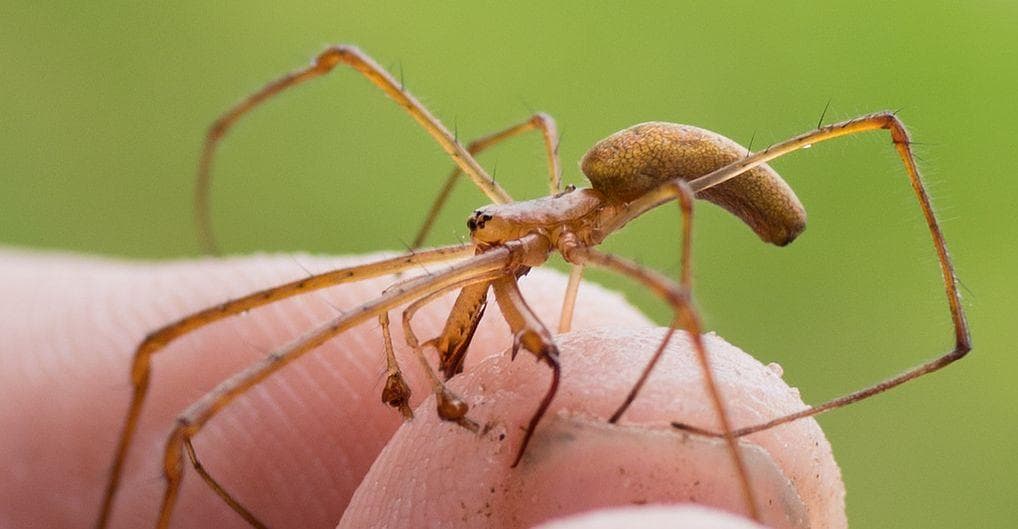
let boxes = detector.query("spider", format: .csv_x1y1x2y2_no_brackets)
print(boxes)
94,45,969,529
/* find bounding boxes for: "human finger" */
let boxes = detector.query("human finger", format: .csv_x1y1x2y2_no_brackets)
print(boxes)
340,327,846,529
0,249,648,528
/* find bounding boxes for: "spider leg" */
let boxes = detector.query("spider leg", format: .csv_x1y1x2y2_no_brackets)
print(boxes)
557,263,585,333
399,270,504,430
385,262,493,381
180,267,504,529
94,244,471,529
428,281,491,380
181,437,267,529
412,113,571,361
379,310,414,420
668,112,969,437
411,114,563,357
195,45,513,254
412,112,561,248
490,276,562,468
607,181,695,421
566,246,759,522
154,244,529,529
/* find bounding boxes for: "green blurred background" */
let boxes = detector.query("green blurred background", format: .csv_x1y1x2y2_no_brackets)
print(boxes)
2,2,1014,527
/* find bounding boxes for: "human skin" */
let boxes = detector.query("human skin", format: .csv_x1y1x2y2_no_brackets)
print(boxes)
0,249,844,528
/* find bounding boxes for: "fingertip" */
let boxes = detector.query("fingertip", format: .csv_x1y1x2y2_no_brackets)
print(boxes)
341,327,845,529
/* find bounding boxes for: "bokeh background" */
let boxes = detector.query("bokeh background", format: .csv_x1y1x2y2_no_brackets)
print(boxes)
2,2,1015,528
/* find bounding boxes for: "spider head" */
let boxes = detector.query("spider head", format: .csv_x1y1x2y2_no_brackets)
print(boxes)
467,209,493,234
467,208,509,245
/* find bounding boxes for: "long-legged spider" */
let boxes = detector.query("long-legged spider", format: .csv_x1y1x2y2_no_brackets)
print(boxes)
95,45,970,529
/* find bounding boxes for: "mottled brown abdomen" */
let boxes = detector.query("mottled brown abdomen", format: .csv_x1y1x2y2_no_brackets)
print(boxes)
581,122,807,246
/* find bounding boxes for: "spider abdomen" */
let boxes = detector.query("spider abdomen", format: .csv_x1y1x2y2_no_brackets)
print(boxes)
581,122,807,246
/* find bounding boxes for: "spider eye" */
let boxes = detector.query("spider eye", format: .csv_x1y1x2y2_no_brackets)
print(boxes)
467,217,477,231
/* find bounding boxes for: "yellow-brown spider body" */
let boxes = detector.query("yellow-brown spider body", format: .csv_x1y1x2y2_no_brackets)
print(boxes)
95,45,968,529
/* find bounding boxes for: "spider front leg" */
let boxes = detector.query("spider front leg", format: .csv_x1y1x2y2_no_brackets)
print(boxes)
153,247,520,529
94,244,472,529
195,45,512,253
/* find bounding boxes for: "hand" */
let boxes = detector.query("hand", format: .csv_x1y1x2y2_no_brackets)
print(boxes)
0,249,843,528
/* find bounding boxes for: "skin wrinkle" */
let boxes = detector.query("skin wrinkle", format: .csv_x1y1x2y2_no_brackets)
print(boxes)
66,296,110,381
314,343,364,407
36,299,63,385
36,266,75,382
259,380,310,513
292,258,353,321
97,278,136,366
299,355,360,491
182,400,258,528
290,361,350,510
342,325,379,385
162,263,209,329
277,269,330,339
226,393,283,523
226,313,272,361
250,260,307,348
151,261,184,308
48,272,75,372
196,413,248,517
33,272,71,381
231,386,301,526
264,296,304,352
223,262,282,354
272,365,337,521
262,377,334,524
